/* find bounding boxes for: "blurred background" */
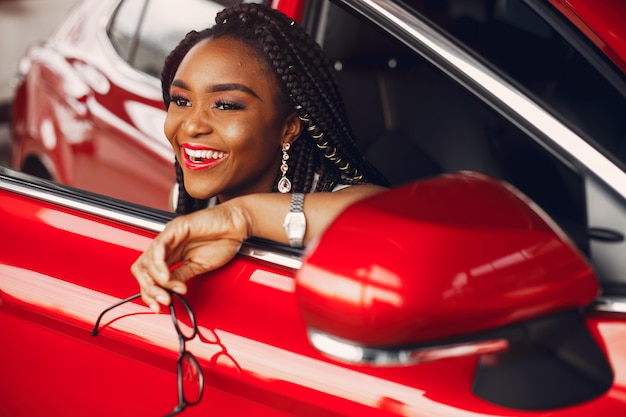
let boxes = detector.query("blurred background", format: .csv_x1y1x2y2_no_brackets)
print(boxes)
0,0,78,166
0,0,221,209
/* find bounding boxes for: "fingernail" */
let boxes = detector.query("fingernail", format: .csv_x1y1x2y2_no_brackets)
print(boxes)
149,302,160,313
156,294,169,305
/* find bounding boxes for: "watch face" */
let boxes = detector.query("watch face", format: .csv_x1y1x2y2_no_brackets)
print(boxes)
284,211,307,247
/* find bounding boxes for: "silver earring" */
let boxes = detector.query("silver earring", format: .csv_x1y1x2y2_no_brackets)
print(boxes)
278,142,291,193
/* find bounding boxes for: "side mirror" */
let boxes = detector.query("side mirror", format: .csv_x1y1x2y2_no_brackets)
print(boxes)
296,172,599,364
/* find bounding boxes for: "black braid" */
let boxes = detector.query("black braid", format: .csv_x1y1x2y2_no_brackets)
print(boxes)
161,4,388,214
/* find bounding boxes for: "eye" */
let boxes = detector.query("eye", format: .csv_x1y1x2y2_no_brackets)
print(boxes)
171,95,191,107
214,100,244,111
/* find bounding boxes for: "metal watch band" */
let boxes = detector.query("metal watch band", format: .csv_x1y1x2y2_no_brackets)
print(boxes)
290,192,304,212
283,193,306,248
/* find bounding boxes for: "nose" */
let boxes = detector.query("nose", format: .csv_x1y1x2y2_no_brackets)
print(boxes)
181,105,212,137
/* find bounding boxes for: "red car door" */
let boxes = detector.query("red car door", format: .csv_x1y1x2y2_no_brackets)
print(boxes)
2,169,626,416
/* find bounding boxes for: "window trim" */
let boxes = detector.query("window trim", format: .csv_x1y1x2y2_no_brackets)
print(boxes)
0,168,303,270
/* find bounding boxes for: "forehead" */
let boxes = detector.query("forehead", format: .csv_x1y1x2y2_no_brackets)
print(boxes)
176,37,274,86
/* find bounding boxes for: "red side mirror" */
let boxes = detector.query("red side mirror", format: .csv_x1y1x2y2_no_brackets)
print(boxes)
296,172,599,353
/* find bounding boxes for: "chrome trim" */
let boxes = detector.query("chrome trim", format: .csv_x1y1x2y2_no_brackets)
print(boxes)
0,176,166,232
346,0,626,197
593,297,626,314
239,242,302,270
0,174,303,270
308,328,509,366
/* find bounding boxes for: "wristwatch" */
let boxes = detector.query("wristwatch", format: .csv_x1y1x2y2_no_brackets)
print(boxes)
283,193,306,248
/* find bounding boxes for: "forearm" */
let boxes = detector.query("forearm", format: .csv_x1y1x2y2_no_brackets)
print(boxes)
231,184,385,246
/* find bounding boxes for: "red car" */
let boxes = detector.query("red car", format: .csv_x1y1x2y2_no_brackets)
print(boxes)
3,0,626,415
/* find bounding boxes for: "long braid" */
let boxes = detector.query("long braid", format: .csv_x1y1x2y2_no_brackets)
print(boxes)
215,4,387,188
264,9,372,186
161,4,388,214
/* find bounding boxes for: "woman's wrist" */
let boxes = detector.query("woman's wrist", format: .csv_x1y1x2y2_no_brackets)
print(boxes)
227,193,297,245
218,196,255,241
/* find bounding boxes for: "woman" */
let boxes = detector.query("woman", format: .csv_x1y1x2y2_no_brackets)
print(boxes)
132,3,388,313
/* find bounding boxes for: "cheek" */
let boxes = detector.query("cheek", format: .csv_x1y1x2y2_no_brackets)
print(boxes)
163,113,179,146
223,124,280,172
224,124,263,153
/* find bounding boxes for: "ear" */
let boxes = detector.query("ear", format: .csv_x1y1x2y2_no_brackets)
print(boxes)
281,112,303,145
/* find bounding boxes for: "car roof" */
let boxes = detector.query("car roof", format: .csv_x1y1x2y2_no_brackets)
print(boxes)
549,0,626,73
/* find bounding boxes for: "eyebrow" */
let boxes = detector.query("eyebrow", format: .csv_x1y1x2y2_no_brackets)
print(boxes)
171,80,263,101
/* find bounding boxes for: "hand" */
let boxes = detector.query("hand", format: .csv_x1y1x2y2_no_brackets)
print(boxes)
131,201,251,312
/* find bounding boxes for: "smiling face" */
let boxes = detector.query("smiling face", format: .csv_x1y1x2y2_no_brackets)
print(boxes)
165,37,300,202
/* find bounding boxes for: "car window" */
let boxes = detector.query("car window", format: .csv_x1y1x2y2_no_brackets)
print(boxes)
107,0,146,65
403,0,626,173
311,0,626,292
397,0,626,292
108,0,239,78
312,2,590,254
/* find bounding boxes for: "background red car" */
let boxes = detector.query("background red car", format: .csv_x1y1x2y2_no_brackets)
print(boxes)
3,0,626,415
10,0,232,210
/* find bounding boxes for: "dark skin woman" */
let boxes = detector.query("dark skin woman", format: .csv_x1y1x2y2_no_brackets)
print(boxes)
131,3,388,313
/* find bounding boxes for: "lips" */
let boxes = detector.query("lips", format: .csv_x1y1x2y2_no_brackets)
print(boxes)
181,143,227,171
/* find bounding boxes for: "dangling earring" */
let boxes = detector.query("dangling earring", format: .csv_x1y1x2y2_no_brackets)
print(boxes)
277,142,291,193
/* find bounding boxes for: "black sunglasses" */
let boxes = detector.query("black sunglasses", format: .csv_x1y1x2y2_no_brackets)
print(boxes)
92,291,204,416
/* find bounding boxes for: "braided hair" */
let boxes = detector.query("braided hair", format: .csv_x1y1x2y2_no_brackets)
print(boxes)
162,3,388,214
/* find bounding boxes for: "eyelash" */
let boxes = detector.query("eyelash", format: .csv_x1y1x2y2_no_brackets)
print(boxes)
171,95,191,107
213,100,244,111
170,95,244,111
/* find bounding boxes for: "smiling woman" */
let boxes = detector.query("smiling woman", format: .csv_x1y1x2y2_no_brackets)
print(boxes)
130,3,389,313
160,4,388,212
165,36,297,202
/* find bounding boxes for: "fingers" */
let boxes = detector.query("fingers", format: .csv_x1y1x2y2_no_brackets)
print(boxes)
130,204,250,312
131,218,203,311
131,233,179,312
132,256,167,313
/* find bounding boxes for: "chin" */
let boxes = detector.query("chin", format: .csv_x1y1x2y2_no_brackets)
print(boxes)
183,181,215,201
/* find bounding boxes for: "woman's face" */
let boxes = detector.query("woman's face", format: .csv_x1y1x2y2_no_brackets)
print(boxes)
165,37,300,201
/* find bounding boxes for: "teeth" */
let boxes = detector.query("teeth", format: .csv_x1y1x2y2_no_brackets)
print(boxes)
184,147,225,161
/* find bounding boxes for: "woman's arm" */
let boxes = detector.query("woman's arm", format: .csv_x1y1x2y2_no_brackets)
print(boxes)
131,184,385,312
239,184,384,246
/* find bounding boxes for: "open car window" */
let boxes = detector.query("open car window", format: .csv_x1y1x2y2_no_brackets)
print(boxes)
307,0,626,293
